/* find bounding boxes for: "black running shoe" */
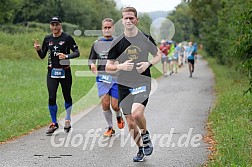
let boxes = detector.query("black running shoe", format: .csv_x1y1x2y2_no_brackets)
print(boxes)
64,120,71,133
133,147,145,162
142,131,153,156
46,123,59,135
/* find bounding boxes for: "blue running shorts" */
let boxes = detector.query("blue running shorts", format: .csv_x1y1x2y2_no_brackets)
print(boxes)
97,81,119,99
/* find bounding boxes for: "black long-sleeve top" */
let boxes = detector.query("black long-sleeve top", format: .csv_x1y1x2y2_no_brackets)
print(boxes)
37,32,80,68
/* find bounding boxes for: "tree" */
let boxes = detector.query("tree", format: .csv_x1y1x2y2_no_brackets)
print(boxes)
230,0,252,93
168,2,194,42
189,0,223,59
138,13,152,34
0,0,23,24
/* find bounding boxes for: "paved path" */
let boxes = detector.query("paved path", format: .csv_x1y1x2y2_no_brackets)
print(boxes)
0,56,215,167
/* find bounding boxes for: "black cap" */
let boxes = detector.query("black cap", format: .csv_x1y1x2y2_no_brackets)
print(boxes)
50,16,62,23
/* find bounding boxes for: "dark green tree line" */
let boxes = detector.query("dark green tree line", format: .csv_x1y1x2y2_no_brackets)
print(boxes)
0,0,121,30
167,2,194,43
0,0,154,35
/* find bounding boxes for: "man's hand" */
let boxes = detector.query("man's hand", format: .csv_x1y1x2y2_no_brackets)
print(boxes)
90,64,98,74
136,61,150,73
57,53,67,60
33,39,41,51
116,59,134,71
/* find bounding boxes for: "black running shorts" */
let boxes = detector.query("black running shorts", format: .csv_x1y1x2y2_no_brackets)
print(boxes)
187,59,195,65
118,83,151,115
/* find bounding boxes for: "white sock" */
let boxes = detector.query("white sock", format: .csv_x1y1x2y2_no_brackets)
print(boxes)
103,110,113,127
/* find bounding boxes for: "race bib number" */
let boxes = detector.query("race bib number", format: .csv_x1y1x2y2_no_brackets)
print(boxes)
129,86,146,95
97,74,112,83
51,68,65,78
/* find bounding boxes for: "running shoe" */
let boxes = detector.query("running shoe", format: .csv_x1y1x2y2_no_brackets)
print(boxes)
64,120,71,133
103,127,115,137
133,147,145,162
46,123,59,135
141,131,153,156
116,116,125,129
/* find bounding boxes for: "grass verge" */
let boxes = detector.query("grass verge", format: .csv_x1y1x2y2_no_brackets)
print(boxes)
204,53,252,166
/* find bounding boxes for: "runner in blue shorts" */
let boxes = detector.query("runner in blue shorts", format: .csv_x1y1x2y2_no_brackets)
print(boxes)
88,18,124,137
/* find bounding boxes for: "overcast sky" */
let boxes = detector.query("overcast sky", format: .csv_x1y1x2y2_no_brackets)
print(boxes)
115,0,182,12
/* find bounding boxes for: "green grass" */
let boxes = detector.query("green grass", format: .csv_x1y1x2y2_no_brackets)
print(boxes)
0,59,97,141
0,31,95,60
0,31,162,142
0,31,98,141
203,52,252,166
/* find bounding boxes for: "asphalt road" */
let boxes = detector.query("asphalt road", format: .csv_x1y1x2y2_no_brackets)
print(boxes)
0,56,215,167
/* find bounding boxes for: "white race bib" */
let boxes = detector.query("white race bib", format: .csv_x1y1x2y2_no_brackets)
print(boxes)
51,68,65,78
129,86,146,95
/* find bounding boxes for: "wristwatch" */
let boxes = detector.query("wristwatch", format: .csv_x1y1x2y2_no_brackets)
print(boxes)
65,54,69,59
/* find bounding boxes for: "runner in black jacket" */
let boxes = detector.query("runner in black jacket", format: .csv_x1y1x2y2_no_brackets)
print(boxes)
33,16,80,135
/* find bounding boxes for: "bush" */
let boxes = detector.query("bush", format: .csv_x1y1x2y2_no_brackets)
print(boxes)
0,23,48,34
28,22,50,32
0,24,28,33
62,22,80,35
0,21,81,35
